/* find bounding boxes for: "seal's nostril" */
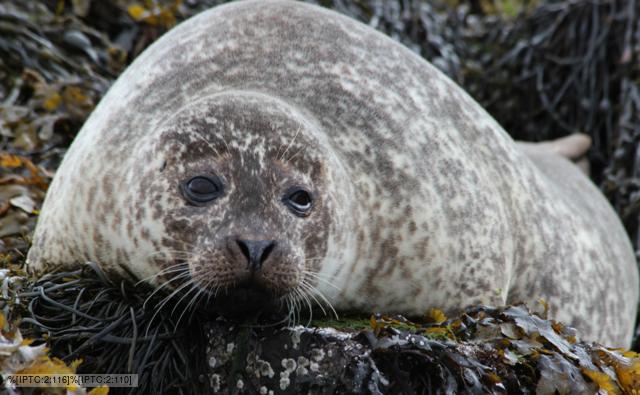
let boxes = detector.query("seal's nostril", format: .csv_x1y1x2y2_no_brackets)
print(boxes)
261,242,275,264
237,239,251,262
236,239,277,271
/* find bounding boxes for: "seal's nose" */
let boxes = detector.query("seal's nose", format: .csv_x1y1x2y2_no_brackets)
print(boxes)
236,239,276,271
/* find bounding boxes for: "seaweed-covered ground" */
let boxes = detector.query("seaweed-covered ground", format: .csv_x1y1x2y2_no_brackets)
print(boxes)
5,266,640,394
0,0,639,393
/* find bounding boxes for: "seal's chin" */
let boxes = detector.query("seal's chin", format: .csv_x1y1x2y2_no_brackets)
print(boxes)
210,280,281,318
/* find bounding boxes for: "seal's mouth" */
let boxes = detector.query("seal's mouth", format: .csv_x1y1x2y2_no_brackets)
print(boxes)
210,280,279,317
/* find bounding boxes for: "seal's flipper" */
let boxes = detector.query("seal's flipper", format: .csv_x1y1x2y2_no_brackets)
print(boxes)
516,133,591,175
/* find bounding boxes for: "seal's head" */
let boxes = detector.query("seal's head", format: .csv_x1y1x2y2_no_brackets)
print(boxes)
132,92,350,314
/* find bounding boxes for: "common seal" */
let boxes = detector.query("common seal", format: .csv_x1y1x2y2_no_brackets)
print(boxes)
27,0,638,347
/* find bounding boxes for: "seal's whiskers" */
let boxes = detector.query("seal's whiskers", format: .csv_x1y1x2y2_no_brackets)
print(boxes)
141,270,190,309
301,269,341,291
278,126,302,161
145,277,195,336
298,279,339,320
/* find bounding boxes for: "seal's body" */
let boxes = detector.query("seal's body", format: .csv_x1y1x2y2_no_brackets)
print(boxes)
27,0,638,346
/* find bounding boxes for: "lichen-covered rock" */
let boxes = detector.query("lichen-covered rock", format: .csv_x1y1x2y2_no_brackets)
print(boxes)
204,323,379,394
202,306,640,394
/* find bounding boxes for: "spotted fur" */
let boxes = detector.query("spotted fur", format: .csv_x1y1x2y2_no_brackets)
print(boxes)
27,0,638,347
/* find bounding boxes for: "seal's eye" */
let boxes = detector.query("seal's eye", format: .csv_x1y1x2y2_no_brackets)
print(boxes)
181,175,223,204
283,188,313,216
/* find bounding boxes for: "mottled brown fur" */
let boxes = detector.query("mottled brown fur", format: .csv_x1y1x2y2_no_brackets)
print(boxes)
27,0,638,347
